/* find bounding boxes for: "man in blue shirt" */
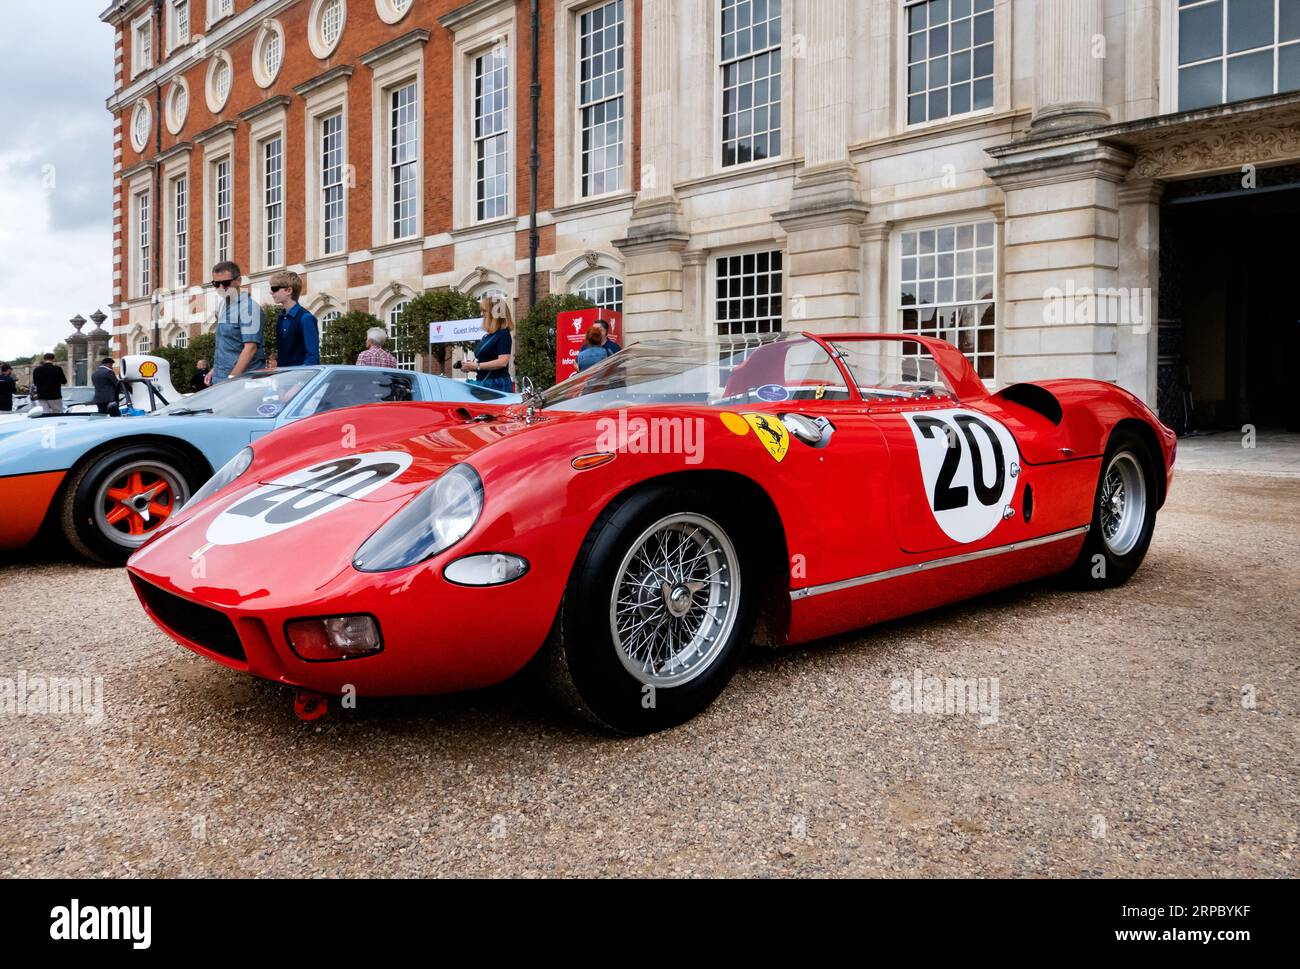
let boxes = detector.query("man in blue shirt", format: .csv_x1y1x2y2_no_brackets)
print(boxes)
208,260,265,384
269,270,320,367
595,319,622,356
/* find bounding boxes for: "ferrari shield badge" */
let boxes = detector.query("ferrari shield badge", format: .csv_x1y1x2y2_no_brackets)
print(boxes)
742,413,790,463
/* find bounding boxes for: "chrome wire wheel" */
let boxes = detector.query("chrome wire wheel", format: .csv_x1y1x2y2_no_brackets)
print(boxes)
1099,451,1147,556
609,512,740,689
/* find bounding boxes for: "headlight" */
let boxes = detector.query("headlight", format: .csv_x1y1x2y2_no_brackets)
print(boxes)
184,446,253,509
353,464,483,572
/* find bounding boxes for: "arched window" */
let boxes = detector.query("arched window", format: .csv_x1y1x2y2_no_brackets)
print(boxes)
575,273,623,314
172,330,188,349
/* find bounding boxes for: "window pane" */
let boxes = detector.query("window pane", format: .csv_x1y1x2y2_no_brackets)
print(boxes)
1280,41,1300,90
1227,47,1274,99
1227,0,1274,54
1180,1,1224,64
1178,60,1223,109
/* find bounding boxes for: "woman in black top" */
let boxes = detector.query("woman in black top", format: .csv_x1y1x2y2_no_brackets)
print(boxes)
462,295,514,392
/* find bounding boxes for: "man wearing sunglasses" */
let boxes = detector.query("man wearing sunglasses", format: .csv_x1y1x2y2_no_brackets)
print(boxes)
207,260,265,386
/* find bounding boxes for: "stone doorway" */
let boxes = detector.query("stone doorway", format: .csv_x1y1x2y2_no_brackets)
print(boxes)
1159,165,1300,434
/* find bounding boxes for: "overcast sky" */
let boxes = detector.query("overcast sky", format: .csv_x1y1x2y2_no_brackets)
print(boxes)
0,1,113,362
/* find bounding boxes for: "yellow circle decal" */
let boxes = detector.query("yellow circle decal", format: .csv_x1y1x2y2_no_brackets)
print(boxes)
720,413,750,436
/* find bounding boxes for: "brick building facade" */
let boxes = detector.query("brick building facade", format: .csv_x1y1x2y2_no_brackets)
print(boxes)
105,0,637,371
106,0,1300,432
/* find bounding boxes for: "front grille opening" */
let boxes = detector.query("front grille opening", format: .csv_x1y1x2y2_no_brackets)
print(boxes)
133,576,246,662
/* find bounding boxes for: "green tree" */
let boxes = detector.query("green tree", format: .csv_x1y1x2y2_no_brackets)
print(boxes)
262,303,281,363
514,293,595,391
394,289,482,374
320,310,383,365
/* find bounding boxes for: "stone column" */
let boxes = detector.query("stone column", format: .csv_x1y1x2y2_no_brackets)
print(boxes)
773,0,867,332
860,223,891,331
66,315,89,386
1032,0,1109,133
986,138,1135,384
1116,179,1163,406
614,0,689,342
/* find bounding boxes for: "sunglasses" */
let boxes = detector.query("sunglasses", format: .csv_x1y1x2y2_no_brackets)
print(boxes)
210,278,237,289
271,285,291,293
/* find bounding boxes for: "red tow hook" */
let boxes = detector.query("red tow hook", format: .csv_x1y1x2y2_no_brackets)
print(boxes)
293,689,330,722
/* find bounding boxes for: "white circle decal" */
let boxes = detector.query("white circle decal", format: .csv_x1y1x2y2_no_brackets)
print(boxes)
206,451,413,546
905,409,1020,545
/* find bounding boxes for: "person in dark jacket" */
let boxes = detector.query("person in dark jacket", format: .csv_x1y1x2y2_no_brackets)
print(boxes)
32,353,67,414
91,357,121,415
0,364,16,412
270,270,320,368
576,327,608,372
190,358,210,393
594,320,622,356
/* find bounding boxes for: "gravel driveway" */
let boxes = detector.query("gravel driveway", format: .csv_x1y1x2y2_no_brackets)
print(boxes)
2,469,1296,877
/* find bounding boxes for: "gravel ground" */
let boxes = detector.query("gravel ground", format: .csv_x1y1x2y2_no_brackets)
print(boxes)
1,469,1297,878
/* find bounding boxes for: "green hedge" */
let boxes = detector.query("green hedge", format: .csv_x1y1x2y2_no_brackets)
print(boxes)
514,293,596,391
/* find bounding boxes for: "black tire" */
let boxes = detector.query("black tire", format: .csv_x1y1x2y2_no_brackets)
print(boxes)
543,484,758,734
60,444,200,565
1068,429,1158,588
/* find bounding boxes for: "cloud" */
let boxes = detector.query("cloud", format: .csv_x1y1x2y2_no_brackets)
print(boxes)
0,1,113,363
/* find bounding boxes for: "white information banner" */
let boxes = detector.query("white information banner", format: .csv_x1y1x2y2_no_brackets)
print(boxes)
429,318,486,345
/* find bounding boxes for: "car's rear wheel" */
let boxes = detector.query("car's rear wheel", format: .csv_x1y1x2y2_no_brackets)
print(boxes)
61,445,199,564
1069,429,1157,588
544,485,757,734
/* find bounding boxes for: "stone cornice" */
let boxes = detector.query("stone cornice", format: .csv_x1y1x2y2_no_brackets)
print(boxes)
438,0,516,31
359,29,432,67
192,120,239,145
293,65,355,97
156,141,194,166
238,95,292,123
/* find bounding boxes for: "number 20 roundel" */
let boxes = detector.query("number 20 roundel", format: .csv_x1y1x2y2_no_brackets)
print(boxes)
904,409,1020,545
205,451,414,546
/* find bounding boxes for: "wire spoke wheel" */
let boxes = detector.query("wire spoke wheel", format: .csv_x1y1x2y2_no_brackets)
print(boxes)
1099,451,1146,556
93,460,188,548
609,512,740,689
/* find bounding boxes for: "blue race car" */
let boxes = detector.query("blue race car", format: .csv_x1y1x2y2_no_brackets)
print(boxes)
0,365,519,564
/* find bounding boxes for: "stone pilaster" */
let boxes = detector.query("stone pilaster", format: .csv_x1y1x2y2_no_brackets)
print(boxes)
1032,0,1109,134
1116,178,1164,405
614,0,689,342
773,0,866,331
986,138,1135,384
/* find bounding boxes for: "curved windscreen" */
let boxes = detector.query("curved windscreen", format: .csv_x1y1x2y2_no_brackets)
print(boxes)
542,335,852,412
153,369,319,419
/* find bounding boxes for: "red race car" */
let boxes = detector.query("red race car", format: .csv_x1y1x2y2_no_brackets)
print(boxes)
127,333,1176,733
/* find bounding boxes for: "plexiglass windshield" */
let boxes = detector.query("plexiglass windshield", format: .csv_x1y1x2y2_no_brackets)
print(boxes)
152,369,319,419
542,335,851,412
541,334,957,412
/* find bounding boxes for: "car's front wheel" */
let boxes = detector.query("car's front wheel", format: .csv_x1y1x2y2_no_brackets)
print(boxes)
1069,429,1158,588
61,444,199,564
544,485,757,734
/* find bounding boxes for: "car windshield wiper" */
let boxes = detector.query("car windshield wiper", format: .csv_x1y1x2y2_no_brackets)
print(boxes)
167,407,214,416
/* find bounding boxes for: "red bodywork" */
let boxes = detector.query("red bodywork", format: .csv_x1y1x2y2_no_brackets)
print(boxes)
126,334,1176,697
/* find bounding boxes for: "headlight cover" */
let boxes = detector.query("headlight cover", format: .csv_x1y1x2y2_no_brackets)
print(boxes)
353,464,483,572
184,446,253,510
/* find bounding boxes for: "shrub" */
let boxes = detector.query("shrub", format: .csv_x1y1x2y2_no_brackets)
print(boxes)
262,303,281,363
515,293,595,391
393,289,482,373
320,310,383,365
